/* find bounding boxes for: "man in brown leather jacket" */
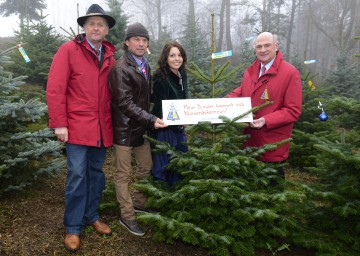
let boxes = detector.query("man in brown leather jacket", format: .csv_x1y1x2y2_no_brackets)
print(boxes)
108,23,166,236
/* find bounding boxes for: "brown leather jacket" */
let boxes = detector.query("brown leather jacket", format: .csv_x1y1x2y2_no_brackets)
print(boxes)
108,50,157,147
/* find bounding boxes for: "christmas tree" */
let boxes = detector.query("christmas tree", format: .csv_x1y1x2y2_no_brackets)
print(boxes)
6,13,64,86
289,76,337,169
136,107,305,256
287,71,360,255
133,15,305,255
291,130,360,255
289,90,360,255
0,46,65,195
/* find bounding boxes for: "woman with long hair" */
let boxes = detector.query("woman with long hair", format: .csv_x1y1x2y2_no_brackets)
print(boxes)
151,41,188,187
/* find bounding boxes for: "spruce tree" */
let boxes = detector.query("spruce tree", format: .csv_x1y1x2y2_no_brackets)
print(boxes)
0,46,65,195
326,51,360,100
6,13,64,86
105,0,129,59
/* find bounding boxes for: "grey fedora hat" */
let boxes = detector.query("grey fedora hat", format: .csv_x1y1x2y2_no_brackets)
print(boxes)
77,4,116,28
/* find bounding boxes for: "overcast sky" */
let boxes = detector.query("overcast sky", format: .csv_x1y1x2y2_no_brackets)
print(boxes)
0,0,109,37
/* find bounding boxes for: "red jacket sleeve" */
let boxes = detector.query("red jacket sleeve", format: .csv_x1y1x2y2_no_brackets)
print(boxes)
46,43,71,128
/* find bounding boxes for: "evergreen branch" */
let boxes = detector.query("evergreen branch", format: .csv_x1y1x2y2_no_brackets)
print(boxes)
0,45,19,56
137,213,234,248
213,61,230,81
214,63,245,83
227,101,273,124
187,62,212,83
133,182,168,199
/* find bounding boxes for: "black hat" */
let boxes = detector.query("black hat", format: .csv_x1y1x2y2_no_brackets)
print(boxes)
77,4,116,29
125,23,149,41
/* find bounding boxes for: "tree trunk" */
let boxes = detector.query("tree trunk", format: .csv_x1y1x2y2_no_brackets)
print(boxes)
266,0,271,31
216,0,226,52
156,0,161,40
225,0,233,51
261,0,267,31
303,0,312,61
188,0,195,28
285,0,298,61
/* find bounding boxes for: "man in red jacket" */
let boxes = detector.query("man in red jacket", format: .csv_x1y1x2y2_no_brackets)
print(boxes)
46,4,116,252
227,32,302,181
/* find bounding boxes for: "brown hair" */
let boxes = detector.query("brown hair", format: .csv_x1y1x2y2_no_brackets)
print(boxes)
154,41,187,80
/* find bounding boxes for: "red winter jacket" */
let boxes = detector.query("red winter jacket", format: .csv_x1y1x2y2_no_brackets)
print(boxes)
227,51,302,162
46,34,116,147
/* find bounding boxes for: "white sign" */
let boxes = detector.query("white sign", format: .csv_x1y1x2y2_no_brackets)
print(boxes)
162,97,253,125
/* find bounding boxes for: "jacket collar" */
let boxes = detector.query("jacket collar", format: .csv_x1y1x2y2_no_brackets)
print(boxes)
250,50,283,81
74,33,116,58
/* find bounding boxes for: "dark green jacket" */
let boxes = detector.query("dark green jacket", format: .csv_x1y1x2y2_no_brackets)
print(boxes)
151,70,187,118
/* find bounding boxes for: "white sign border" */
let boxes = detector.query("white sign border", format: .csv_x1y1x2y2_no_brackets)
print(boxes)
162,97,253,126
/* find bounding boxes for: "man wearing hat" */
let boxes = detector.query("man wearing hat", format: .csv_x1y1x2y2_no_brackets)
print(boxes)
46,4,116,252
108,23,167,236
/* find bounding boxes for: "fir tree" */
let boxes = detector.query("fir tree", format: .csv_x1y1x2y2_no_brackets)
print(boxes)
220,39,255,98
289,77,337,169
287,74,360,255
130,15,306,254
326,51,360,100
180,14,211,98
6,13,64,86
290,76,360,169
146,26,172,70
0,0,46,31
291,133,360,256
135,109,305,256
0,46,65,195
327,96,360,135
105,0,129,59
184,14,243,99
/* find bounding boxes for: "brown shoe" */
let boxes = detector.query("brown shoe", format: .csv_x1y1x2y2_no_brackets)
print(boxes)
64,234,80,252
91,220,112,236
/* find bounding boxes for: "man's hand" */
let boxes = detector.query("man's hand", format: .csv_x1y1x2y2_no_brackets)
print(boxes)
54,127,68,142
154,118,167,129
249,117,266,129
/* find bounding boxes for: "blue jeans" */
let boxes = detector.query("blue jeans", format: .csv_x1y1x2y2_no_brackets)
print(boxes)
64,143,106,234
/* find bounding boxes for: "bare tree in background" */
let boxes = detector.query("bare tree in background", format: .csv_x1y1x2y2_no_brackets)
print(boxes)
225,0,233,51
125,0,159,39
188,0,195,28
261,0,271,31
285,0,302,61
310,0,360,53
216,0,232,52
216,0,226,52
120,0,360,78
155,0,162,39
